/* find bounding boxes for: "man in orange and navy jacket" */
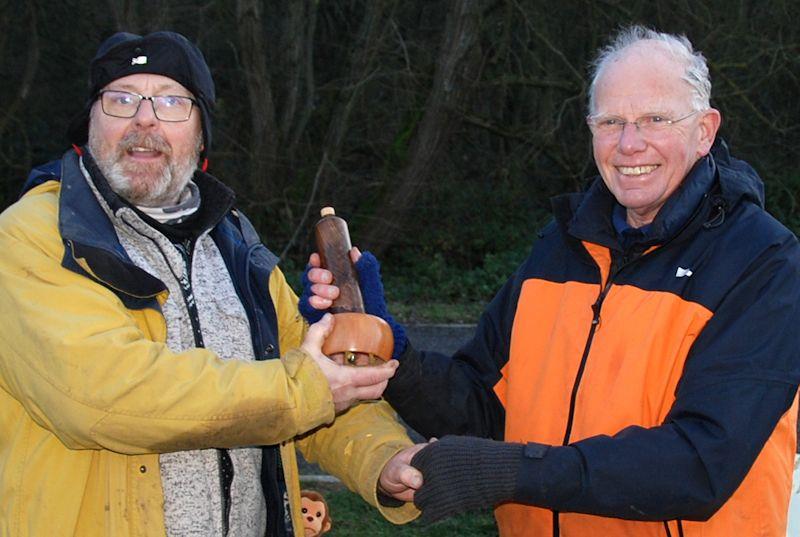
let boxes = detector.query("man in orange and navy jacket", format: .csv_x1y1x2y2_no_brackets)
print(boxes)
303,26,800,536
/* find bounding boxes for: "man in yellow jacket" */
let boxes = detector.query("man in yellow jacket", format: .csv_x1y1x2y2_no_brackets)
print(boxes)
0,31,422,536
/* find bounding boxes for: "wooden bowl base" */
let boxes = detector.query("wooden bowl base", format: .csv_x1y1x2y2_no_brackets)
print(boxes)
321,312,394,363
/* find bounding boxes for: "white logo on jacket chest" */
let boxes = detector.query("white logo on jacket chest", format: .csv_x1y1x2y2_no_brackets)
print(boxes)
675,267,693,278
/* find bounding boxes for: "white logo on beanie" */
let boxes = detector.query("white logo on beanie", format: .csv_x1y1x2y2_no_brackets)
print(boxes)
131,55,148,65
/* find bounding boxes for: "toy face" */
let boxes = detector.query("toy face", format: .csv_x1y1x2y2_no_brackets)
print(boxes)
301,497,330,537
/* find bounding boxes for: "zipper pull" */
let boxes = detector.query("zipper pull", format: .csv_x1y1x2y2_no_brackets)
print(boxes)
591,300,601,325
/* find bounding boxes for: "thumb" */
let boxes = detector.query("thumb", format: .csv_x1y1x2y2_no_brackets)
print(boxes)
303,313,334,353
402,467,424,489
348,360,398,387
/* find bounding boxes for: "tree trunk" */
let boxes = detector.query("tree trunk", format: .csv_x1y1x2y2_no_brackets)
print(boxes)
236,0,279,195
364,0,486,255
323,1,393,159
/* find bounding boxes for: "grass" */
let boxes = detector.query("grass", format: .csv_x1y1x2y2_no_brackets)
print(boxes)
320,486,498,536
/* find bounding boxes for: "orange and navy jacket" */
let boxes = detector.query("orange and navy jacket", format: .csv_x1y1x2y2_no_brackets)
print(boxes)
386,141,800,536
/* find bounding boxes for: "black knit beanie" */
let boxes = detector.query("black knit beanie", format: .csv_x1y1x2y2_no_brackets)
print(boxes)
67,31,215,160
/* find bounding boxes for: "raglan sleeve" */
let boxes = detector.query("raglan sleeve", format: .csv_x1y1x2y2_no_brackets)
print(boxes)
0,193,335,454
510,233,800,520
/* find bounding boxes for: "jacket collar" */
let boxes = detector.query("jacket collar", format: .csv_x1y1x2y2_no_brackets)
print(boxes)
57,149,167,301
78,149,236,244
711,138,765,210
552,139,761,252
59,149,135,260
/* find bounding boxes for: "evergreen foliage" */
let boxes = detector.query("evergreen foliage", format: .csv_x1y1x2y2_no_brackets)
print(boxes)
2,0,798,306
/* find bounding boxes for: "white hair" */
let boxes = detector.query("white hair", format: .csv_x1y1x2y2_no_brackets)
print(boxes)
587,25,711,115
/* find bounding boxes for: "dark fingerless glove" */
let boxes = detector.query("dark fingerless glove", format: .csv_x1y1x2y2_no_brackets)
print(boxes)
410,436,524,523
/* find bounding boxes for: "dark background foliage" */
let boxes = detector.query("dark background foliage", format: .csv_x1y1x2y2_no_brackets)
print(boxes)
1,0,798,306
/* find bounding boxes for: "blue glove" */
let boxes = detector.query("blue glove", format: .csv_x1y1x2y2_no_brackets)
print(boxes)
298,265,325,325
354,252,407,359
297,251,407,359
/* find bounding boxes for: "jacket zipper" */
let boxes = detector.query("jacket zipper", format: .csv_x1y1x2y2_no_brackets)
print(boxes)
548,189,713,535
552,276,612,537
552,246,681,536
175,239,234,537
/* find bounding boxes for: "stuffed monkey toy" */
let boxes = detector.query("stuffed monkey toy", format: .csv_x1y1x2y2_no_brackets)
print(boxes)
300,490,332,536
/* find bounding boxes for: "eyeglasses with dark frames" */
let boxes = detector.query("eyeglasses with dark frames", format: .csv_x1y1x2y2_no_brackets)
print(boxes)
97,90,197,122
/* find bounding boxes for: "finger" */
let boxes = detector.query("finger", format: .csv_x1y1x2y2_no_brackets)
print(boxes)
389,487,416,504
309,282,339,300
353,353,371,366
349,246,362,263
393,464,423,488
349,361,398,386
308,295,333,310
309,252,321,267
329,352,346,366
382,465,422,503
303,313,334,351
350,379,389,401
308,267,333,285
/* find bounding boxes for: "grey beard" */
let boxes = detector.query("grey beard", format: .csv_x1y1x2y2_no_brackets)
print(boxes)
88,129,201,207
104,159,181,207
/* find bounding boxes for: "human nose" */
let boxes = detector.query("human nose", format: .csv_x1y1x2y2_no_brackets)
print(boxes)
617,120,647,154
133,97,158,126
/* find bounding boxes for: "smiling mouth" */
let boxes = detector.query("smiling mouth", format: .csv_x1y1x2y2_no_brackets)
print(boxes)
617,165,659,176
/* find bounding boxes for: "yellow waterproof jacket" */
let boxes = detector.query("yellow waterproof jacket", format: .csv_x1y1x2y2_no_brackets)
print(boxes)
0,160,418,536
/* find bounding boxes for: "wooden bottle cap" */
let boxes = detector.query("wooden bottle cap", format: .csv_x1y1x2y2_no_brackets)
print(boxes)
320,206,336,217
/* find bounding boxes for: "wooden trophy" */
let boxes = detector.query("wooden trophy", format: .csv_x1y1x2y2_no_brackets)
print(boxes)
314,207,393,365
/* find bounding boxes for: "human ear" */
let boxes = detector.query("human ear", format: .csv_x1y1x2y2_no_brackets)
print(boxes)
696,108,722,157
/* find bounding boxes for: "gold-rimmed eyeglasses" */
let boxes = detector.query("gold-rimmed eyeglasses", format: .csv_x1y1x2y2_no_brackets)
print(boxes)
587,110,699,139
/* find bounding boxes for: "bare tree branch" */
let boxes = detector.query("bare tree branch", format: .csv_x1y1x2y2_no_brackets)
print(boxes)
279,150,329,261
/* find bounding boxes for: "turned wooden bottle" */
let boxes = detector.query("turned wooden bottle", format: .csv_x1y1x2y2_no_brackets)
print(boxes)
314,207,393,363
315,207,365,314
